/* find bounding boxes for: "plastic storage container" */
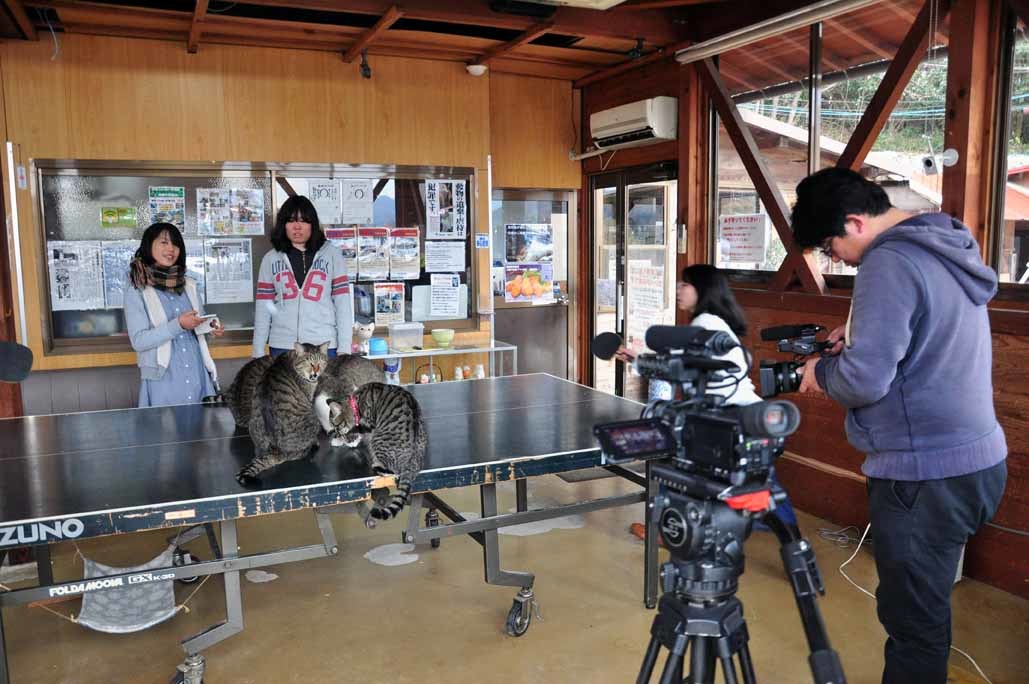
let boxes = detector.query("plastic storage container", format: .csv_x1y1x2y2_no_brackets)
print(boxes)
388,322,424,351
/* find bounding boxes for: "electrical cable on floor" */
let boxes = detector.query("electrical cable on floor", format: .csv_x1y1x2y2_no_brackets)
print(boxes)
835,522,994,684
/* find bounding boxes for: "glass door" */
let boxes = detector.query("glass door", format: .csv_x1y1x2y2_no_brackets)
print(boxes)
590,165,678,401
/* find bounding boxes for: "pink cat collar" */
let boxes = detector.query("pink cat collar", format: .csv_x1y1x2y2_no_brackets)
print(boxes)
348,395,360,424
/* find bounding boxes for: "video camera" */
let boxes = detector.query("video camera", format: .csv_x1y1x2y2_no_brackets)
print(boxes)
590,325,846,684
591,325,800,489
758,323,834,397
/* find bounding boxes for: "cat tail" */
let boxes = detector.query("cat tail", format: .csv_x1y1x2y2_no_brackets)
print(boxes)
369,474,413,520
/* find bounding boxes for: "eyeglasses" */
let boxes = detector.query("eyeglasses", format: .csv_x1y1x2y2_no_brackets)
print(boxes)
817,237,835,258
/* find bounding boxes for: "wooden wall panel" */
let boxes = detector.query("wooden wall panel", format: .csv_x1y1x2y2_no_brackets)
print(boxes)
581,58,679,174
490,73,580,189
0,34,492,371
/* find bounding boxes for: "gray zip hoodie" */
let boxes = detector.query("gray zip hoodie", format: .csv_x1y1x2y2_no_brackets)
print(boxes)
815,213,1007,480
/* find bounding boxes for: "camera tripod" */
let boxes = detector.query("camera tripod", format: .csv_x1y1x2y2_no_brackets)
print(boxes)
637,464,846,684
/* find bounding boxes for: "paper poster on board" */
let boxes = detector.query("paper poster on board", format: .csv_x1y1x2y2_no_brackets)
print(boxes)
204,238,253,304
197,189,232,235
100,207,137,229
389,228,421,280
100,240,139,309
717,213,769,265
425,179,466,240
185,239,207,306
429,273,460,318
424,241,465,272
358,227,390,280
342,179,374,224
373,282,405,327
326,227,358,277
47,241,105,311
148,186,185,230
505,224,553,264
504,263,554,304
626,261,666,355
310,180,342,225
230,188,265,235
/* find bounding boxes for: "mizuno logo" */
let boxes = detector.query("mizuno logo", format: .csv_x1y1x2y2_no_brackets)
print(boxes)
0,519,85,547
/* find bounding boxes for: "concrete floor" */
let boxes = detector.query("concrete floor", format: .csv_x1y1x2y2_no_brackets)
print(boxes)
3,475,1027,684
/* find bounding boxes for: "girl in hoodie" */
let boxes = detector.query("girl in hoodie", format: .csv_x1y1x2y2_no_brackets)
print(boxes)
124,222,223,407
252,195,353,358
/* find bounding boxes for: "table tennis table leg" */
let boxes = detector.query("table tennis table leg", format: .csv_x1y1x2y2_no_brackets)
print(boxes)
33,546,53,586
175,519,244,682
481,483,537,637
516,479,528,513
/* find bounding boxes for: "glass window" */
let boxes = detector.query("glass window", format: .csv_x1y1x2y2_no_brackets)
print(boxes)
995,16,1029,285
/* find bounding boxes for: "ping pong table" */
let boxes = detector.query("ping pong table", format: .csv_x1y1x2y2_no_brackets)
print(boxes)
0,373,654,683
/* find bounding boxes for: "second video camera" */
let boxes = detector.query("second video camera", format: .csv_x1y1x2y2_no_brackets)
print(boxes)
758,323,833,397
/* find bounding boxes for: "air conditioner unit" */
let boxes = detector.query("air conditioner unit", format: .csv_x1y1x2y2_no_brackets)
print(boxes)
590,96,677,150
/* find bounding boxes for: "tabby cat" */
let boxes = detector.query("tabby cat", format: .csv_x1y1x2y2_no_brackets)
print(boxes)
236,342,329,486
224,355,275,429
313,354,385,439
327,383,426,521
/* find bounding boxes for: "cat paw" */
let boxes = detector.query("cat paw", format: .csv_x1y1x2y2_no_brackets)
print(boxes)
330,436,346,447
235,469,261,487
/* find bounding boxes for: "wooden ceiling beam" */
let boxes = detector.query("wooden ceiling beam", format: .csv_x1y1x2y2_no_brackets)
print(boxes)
472,19,552,66
187,0,208,53
573,39,690,88
697,57,824,294
238,0,683,44
617,0,727,8
824,17,893,60
3,0,39,40
837,0,952,170
342,4,403,63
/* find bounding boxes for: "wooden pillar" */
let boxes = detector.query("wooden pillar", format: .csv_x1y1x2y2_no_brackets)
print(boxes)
676,63,710,324
942,0,1004,250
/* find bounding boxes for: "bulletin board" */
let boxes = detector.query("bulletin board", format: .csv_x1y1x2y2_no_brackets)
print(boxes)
31,160,478,354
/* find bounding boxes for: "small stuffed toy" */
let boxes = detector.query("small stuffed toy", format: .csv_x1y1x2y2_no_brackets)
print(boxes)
353,320,375,355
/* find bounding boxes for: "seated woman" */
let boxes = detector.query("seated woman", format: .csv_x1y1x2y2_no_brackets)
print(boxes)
124,222,223,407
618,264,798,532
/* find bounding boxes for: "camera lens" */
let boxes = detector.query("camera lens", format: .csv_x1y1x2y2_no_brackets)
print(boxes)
734,400,800,438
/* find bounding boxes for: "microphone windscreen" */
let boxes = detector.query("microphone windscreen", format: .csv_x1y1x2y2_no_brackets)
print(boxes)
0,341,33,383
759,324,816,341
645,325,736,356
591,332,623,361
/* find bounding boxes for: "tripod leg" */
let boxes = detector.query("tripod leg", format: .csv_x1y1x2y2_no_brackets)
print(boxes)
716,639,739,684
687,636,715,684
657,651,683,684
637,635,661,684
737,641,757,684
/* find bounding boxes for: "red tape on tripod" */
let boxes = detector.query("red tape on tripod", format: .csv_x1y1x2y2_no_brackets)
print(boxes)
725,490,771,513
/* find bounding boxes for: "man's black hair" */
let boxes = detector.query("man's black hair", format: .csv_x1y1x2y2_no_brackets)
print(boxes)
790,167,892,249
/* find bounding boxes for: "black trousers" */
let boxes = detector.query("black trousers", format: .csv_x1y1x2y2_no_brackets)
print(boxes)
868,459,1007,684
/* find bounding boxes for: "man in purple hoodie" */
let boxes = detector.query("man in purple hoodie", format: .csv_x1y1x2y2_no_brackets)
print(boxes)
789,168,1007,684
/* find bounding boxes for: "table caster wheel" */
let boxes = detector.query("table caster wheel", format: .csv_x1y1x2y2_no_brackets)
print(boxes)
505,588,535,637
173,548,199,584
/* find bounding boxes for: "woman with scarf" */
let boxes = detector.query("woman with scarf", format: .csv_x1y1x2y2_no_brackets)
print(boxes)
124,222,224,407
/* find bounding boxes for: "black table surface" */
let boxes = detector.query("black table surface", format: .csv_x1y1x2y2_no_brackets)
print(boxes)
0,374,642,541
